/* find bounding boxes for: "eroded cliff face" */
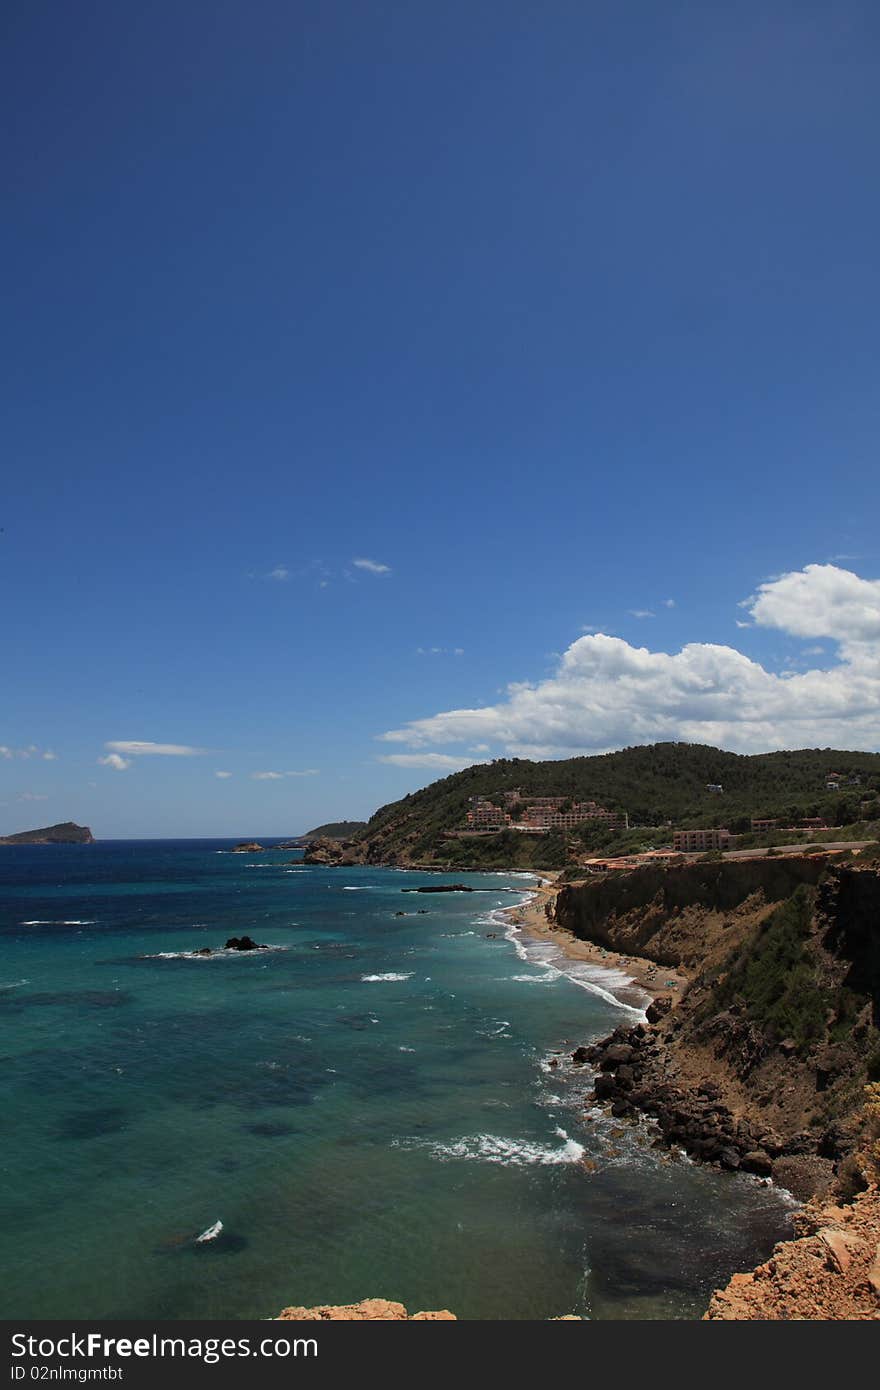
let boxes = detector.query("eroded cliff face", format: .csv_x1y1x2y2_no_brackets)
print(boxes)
571,863,880,1201
554,856,830,970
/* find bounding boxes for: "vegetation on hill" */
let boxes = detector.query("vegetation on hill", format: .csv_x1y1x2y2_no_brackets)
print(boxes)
352,744,880,867
301,821,366,840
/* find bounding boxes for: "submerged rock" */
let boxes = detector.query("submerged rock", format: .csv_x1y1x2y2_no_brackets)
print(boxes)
402,884,475,894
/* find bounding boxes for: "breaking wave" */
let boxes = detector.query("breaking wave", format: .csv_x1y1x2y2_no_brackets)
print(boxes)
394,1126,585,1167
361,972,413,982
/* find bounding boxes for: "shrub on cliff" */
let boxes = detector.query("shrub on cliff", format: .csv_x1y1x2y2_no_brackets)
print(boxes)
712,887,828,1052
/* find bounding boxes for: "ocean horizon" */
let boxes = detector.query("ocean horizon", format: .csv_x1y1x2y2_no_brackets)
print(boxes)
0,840,794,1320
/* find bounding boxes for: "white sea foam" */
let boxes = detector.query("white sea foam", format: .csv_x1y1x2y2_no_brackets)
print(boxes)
0,979,29,991
144,945,288,961
395,1128,585,1167
20,919,96,926
361,972,413,982
486,905,648,1015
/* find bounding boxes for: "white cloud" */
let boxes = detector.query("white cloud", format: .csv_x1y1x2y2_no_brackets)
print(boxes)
378,753,490,771
19,792,48,801
628,609,655,619
1,744,55,760
105,741,205,757
251,769,319,781
377,564,880,758
352,557,391,576
250,565,291,582
747,564,880,655
663,598,676,608
98,753,131,771
215,770,233,779
416,646,464,656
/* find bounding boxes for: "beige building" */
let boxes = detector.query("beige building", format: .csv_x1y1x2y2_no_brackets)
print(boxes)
672,827,734,852
465,798,510,831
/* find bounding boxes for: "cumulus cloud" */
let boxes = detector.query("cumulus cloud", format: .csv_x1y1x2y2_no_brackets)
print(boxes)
377,564,880,758
98,753,131,771
352,557,391,575
377,753,490,771
105,741,205,757
747,564,880,656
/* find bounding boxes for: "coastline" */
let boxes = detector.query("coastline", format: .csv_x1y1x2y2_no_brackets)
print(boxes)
504,872,689,1009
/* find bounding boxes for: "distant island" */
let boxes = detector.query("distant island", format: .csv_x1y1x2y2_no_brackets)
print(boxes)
0,821,95,846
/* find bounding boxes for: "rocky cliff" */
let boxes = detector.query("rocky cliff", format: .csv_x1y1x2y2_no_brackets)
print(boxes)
705,1186,880,1319
570,861,880,1201
555,855,830,969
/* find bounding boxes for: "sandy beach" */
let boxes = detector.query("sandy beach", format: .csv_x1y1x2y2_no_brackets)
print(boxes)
504,871,690,1006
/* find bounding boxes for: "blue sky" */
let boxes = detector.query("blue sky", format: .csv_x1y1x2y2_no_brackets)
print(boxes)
3,1,879,836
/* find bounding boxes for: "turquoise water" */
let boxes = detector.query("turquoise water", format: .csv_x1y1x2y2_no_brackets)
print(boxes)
0,842,793,1319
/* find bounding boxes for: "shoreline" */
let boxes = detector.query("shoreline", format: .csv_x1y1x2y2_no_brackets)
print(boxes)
502,872,689,1010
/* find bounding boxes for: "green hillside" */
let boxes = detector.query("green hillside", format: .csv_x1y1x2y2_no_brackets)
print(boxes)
302,820,367,840
353,744,880,866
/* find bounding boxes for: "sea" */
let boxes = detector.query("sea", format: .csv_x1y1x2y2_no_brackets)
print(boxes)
0,840,795,1320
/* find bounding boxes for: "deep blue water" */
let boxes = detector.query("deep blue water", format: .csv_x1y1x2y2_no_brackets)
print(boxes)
0,841,794,1319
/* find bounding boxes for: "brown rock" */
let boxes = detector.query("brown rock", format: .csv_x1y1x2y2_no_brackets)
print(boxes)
645,995,673,1024
277,1299,456,1320
740,1149,773,1177
818,1229,853,1273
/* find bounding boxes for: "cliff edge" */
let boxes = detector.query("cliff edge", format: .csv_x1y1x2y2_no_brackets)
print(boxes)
706,1186,880,1319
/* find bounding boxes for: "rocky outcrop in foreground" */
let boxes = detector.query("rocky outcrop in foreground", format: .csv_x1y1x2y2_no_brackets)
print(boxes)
706,1188,880,1319
277,1299,455,1320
